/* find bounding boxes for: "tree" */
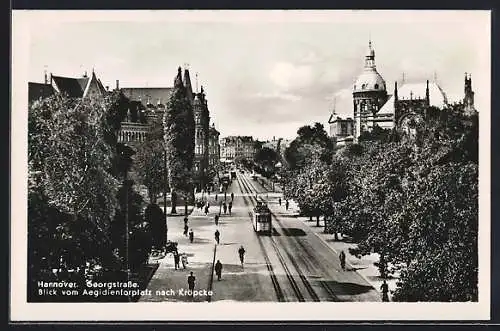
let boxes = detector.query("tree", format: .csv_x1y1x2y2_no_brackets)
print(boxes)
143,203,166,249
254,147,278,177
132,116,169,204
163,67,195,214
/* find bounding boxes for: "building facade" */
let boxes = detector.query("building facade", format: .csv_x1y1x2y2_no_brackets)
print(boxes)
220,136,256,161
329,40,476,142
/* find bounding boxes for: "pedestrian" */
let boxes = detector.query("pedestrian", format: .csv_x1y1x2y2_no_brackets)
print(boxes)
285,200,289,211
184,216,189,226
181,253,188,269
238,245,246,267
187,271,196,292
214,260,223,281
215,193,218,202
228,201,232,215
214,229,220,245
214,214,219,226
278,197,282,206
204,204,209,216
339,250,346,271
173,251,180,270
223,202,227,215
381,280,390,302
189,229,194,243
183,224,189,237
231,192,234,201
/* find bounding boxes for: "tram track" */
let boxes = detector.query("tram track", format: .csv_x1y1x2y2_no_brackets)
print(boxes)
235,177,286,302
242,174,339,302
237,175,314,302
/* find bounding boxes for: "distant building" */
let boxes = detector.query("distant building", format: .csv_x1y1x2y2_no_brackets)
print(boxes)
328,40,477,142
221,136,256,161
208,124,221,168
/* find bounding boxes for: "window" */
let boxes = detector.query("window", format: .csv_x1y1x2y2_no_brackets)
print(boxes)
374,84,379,89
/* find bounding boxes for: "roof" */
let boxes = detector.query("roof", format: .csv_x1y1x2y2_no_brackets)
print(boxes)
353,68,386,93
328,114,354,123
28,82,54,102
378,82,448,115
121,87,173,105
51,75,89,98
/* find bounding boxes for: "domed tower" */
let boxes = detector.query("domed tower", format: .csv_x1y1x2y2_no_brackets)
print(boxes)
352,40,388,139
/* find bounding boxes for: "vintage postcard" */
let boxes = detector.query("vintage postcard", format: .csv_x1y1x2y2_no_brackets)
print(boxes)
11,10,490,321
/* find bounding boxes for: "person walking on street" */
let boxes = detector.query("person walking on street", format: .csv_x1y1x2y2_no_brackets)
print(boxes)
189,229,194,243
214,229,220,245
278,197,282,206
381,280,390,302
238,245,246,267
339,250,346,271
184,216,189,226
204,203,209,216
285,200,289,211
183,223,189,237
215,193,218,203
231,192,234,201
181,253,188,269
223,202,227,215
228,201,232,215
173,251,180,270
187,272,196,293
214,260,223,281
214,214,219,226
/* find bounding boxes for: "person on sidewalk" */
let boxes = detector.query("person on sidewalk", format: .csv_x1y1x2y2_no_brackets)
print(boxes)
214,229,220,245
222,202,227,215
173,251,180,270
215,193,218,203
231,192,234,201
285,200,289,211
278,197,282,206
339,250,346,271
381,280,390,302
183,224,189,237
214,260,223,281
238,245,246,267
228,201,232,215
184,216,189,226
181,253,188,269
187,272,196,293
189,229,194,243
214,214,219,226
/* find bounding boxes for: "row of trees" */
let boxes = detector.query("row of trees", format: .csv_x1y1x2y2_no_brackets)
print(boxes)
28,67,196,301
282,105,478,301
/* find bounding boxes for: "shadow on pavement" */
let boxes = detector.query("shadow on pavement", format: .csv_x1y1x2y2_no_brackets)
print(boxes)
281,228,307,237
320,280,375,296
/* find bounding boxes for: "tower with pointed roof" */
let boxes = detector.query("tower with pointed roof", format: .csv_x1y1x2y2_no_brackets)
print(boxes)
463,73,476,114
192,83,211,191
352,40,389,139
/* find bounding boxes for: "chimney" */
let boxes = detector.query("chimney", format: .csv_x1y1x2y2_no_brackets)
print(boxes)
83,71,88,78
44,69,48,84
116,80,119,90
106,86,109,91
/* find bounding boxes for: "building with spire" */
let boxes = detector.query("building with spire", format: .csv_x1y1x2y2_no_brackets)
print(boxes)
329,40,477,142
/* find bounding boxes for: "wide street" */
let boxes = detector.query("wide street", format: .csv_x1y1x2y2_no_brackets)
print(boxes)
139,170,380,302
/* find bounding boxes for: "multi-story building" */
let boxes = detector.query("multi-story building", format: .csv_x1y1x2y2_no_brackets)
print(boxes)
208,124,221,168
28,70,108,103
329,40,476,142
220,136,256,161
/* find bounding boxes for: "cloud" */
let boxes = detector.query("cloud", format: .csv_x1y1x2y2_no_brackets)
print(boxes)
269,62,314,90
253,91,302,102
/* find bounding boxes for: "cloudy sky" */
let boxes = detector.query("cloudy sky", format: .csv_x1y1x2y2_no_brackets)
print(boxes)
17,10,490,140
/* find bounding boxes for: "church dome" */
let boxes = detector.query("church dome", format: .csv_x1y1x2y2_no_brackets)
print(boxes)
353,69,386,93
353,40,386,93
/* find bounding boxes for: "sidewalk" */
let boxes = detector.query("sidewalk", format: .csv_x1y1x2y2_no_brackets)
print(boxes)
252,178,398,301
138,208,218,302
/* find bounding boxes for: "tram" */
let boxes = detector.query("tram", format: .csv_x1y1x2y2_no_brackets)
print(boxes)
252,200,272,234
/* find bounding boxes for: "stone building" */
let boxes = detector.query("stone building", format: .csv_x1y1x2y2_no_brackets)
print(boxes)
220,136,256,161
329,40,477,142
208,124,221,168
28,70,108,103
